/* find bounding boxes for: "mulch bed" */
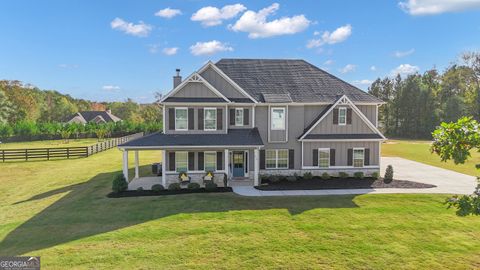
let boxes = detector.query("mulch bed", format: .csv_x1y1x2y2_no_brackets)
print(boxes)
108,187,233,198
256,178,436,191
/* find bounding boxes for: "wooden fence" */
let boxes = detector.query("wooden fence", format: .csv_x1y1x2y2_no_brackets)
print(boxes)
0,132,143,162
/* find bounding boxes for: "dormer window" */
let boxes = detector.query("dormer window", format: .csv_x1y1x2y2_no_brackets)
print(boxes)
338,107,347,125
204,108,217,131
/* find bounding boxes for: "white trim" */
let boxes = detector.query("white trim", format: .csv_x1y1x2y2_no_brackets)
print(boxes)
317,148,330,168
165,170,227,175
234,108,244,126
254,149,259,186
159,72,231,103
301,138,385,142
298,95,387,140
134,150,139,178
225,105,228,134
301,166,379,170
353,147,365,168
197,61,258,103
162,150,166,186
338,107,347,125
203,107,217,131
301,141,304,168
252,105,256,127
119,145,263,150
174,107,188,131
204,151,217,172
162,105,165,132
255,102,386,106
270,107,286,130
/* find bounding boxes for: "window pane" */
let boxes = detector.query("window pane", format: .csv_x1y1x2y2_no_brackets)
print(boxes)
353,149,364,167
204,109,217,130
339,108,346,124
271,108,285,130
318,149,330,168
205,152,216,171
266,150,276,168
277,159,288,168
176,152,188,172
235,109,243,125
278,149,288,159
175,109,188,130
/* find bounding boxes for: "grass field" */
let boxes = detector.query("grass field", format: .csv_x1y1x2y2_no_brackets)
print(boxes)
1,145,480,269
382,140,480,177
0,138,100,149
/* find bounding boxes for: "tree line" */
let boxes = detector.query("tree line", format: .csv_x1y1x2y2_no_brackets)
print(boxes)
368,51,480,139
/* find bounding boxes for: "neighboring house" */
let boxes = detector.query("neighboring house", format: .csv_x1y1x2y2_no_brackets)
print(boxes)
118,59,386,187
67,110,121,124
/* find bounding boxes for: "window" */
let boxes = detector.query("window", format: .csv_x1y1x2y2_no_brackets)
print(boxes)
353,148,364,167
338,107,347,125
265,149,288,169
175,152,188,172
204,152,216,172
271,107,285,130
235,108,244,126
318,148,330,168
175,108,188,130
204,108,217,130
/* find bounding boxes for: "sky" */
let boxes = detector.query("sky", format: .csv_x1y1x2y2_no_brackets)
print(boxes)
1,0,480,103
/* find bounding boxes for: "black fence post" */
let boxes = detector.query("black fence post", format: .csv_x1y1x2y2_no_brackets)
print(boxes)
47,148,50,160
67,148,70,159
25,149,28,161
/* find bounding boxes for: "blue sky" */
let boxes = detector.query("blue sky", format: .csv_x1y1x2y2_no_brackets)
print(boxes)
1,0,480,103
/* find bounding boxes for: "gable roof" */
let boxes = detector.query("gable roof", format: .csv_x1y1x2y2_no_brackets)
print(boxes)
215,59,383,104
71,111,121,123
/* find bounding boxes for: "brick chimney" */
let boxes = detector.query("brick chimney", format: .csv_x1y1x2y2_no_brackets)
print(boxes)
173,68,182,88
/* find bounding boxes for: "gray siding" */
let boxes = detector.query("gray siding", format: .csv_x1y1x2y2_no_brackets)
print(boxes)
164,105,226,134
200,66,247,99
228,106,253,129
357,105,377,126
171,82,219,98
310,105,375,134
303,141,380,167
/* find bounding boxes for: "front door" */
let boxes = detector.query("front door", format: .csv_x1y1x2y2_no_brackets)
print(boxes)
232,151,244,177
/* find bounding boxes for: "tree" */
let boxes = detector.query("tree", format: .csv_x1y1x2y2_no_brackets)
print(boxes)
431,117,480,216
0,89,12,123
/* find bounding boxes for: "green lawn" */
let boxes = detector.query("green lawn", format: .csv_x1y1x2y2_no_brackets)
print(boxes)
0,138,100,149
382,140,480,177
0,148,479,269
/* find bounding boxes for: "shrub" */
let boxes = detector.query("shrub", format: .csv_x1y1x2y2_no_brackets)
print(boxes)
286,176,297,182
384,165,394,183
303,172,313,180
321,172,330,180
270,175,281,183
112,174,127,193
136,187,144,191
205,182,218,191
187,182,201,189
338,172,349,179
354,172,364,179
371,172,379,180
168,183,181,191
151,184,164,192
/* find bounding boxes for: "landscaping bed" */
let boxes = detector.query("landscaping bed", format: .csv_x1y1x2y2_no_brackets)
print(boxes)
108,187,233,198
256,178,436,191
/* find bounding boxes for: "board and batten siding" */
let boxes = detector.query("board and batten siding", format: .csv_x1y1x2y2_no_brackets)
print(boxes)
200,66,248,99
171,82,219,98
164,105,226,134
303,141,380,167
356,105,377,127
309,106,375,134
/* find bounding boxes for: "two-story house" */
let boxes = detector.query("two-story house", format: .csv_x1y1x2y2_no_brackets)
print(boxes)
118,59,386,188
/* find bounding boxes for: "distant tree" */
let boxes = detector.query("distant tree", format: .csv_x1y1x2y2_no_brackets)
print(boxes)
0,89,12,123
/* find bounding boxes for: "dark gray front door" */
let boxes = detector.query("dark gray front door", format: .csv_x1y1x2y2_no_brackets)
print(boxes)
232,151,244,177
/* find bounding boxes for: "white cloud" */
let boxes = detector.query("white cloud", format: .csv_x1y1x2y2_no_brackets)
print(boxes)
191,4,246,27
313,31,320,36
110,17,152,37
102,85,120,91
399,0,480,15
370,66,377,71
155,8,182,18
307,24,352,48
352,79,373,86
162,47,179,56
393,48,415,58
190,40,233,56
147,44,160,54
230,3,310,38
390,64,420,77
340,64,356,74
323,59,334,65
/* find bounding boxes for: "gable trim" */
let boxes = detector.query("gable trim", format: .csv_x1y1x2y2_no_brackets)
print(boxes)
298,95,386,141
160,72,231,103
198,61,258,103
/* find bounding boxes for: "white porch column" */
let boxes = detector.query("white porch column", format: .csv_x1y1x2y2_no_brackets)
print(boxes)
162,150,167,186
254,148,259,186
134,150,139,179
224,149,229,179
122,150,129,182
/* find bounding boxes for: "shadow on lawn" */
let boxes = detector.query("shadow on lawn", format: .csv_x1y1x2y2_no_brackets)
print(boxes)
0,165,359,255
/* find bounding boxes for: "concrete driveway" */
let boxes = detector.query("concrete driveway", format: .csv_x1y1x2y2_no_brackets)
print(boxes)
232,157,477,196
381,157,477,195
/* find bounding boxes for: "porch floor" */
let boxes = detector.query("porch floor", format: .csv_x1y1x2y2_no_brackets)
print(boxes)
128,176,162,190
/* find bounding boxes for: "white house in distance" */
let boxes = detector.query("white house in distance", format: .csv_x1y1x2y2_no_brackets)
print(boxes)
67,110,122,124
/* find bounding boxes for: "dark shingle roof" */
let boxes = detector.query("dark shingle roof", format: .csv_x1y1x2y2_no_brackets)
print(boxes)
302,134,383,140
215,59,382,103
76,111,121,122
119,128,264,148
298,104,333,139
163,97,227,103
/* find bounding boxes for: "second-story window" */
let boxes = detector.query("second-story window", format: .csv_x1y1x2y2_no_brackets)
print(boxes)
271,107,285,130
235,108,244,126
204,108,217,131
175,108,188,131
338,107,347,125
